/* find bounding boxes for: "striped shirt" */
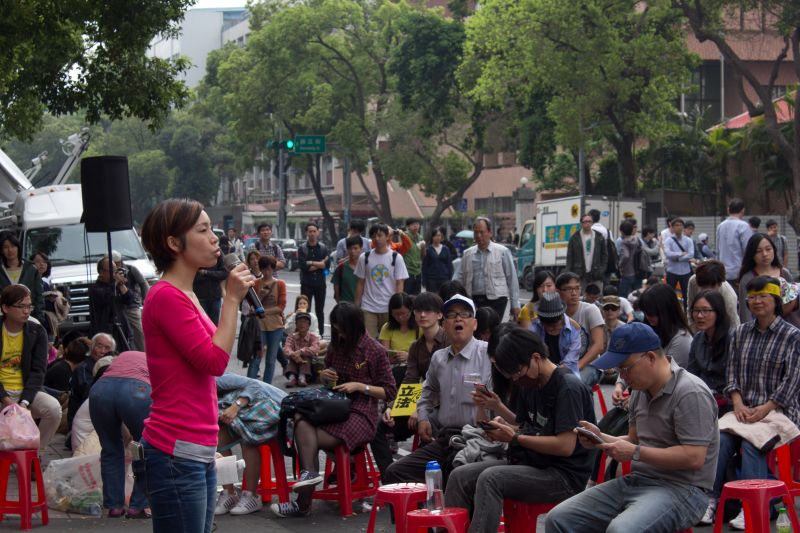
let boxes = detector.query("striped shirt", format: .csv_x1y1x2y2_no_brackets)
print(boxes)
726,316,800,425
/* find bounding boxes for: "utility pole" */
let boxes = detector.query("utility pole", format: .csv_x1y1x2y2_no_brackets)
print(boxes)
343,157,351,230
277,130,287,239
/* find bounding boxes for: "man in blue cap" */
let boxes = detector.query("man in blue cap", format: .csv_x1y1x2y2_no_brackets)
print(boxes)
545,322,719,533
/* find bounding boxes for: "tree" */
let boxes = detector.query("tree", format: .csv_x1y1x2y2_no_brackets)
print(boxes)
463,0,696,195
0,0,192,141
128,150,175,224
673,1,800,228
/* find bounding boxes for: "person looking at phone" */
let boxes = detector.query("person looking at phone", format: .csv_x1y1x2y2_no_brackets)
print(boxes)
383,294,490,487
545,322,719,533
445,327,595,533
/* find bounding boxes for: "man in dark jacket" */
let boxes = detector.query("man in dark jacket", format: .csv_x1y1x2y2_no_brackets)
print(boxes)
298,222,329,336
566,213,608,291
89,256,134,347
192,255,228,325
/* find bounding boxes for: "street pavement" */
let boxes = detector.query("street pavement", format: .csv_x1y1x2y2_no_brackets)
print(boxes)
0,271,789,531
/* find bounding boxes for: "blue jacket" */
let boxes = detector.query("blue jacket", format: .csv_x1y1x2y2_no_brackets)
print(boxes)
422,244,453,282
529,315,583,377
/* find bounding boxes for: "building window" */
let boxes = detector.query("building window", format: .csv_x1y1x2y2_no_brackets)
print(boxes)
475,196,514,213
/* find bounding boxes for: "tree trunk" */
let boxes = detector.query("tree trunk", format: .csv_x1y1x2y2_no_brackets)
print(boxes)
371,162,394,223
305,155,338,246
611,135,637,196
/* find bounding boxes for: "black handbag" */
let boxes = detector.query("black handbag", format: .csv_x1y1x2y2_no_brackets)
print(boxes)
281,387,352,426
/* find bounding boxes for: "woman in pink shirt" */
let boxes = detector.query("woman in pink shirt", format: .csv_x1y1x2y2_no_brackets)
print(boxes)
138,199,253,533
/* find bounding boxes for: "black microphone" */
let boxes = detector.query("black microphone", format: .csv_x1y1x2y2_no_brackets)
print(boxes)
223,253,265,318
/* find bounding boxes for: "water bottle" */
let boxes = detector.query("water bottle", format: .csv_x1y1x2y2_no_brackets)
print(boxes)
777,507,792,533
425,460,443,513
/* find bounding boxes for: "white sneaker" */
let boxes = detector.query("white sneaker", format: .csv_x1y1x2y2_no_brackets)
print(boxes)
230,490,263,515
214,489,239,515
729,509,746,530
699,498,717,525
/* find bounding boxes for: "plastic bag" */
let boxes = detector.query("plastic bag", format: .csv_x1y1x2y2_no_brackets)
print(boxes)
0,403,39,450
43,454,103,515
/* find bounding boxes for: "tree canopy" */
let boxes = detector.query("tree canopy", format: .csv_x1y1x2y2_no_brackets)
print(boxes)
0,0,192,141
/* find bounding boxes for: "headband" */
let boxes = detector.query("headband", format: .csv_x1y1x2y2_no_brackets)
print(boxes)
747,284,781,298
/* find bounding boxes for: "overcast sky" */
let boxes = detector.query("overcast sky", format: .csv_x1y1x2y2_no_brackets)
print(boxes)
191,0,246,9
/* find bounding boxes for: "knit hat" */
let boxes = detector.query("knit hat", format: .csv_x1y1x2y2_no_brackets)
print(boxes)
536,292,566,319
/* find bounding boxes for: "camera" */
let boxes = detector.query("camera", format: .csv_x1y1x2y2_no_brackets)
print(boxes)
115,267,128,276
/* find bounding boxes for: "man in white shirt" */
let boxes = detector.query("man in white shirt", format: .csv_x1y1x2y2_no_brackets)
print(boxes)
355,223,409,337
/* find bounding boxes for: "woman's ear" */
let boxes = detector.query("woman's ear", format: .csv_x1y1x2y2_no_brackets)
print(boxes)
166,236,182,255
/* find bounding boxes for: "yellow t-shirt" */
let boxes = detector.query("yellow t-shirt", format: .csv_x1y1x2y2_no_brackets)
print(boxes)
4,267,21,284
518,302,538,323
378,324,420,353
0,327,24,392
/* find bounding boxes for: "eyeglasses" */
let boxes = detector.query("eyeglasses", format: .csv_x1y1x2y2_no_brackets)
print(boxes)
445,311,474,320
493,362,528,380
559,286,581,293
10,304,34,311
691,307,715,316
618,354,647,376
746,294,772,302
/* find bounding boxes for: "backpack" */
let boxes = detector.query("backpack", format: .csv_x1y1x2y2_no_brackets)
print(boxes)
632,239,652,280
364,250,397,268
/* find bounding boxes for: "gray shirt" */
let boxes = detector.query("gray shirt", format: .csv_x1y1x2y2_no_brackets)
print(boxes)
468,245,520,308
628,360,719,490
335,236,372,262
665,329,693,368
416,337,491,429
716,217,753,280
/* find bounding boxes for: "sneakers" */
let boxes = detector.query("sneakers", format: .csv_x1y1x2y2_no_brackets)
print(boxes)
214,489,240,515
729,509,746,530
298,375,307,387
270,501,309,518
699,498,717,525
292,470,323,493
230,490,263,515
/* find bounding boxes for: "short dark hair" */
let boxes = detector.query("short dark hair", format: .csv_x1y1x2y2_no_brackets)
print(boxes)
666,215,676,224
585,283,601,296
473,216,492,233
64,337,91,364
748,216,761,229
684,220,695,229
258,255,277,270
369,223,390,238
438,280,467,302
475,307,500,340
728,198,745,214
671,217,685,227
345,235,363,249
619,221,634,237
555,271,580,289
413,292,443,313
0,284,30,307
494,327,550,376
257,223,272,232
141,199,204,273
746,275,783,316
642,226,655,239
766,219,778,229
349,219,366,233
695,260,726,287
405,217,421,226
305,221,319,232
602,284,619,296
588,209,601,223
0,232,20,269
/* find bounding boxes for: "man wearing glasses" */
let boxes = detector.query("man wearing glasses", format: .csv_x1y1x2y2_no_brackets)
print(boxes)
545,322,719,533
384,294,491,486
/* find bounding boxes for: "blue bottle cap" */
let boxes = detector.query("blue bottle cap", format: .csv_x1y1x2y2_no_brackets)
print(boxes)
425,461,441,471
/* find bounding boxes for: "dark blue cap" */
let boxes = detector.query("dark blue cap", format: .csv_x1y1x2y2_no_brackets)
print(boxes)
591,322,661,370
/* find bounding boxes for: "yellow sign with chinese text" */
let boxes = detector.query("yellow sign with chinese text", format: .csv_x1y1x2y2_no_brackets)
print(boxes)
392,383,423,417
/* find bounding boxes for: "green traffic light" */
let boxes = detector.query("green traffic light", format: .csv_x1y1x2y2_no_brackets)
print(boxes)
285,139,295,150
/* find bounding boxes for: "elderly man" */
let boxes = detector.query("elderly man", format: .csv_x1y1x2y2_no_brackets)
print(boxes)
383,295,491,486
458,217,520,320
68,333,115,431
545,322,719,533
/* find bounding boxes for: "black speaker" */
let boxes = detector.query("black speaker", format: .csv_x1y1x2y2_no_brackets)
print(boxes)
80,156,133,232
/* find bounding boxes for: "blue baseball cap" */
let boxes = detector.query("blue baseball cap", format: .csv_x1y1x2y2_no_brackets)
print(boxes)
592,322,661,369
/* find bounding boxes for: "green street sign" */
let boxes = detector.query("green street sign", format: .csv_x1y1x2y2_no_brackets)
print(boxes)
294,135,326,154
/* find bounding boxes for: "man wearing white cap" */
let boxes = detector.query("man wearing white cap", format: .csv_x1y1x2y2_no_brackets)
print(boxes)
383,294,491,486
546,322,719,533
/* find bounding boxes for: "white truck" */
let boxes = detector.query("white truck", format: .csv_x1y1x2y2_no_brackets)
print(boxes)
521,195,644,280
0,146,157,333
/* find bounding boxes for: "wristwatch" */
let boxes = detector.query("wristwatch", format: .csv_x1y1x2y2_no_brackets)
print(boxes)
510,431,522,447
19,400,29,409
234,399,245,408
364,385,371,395
632,444,641,462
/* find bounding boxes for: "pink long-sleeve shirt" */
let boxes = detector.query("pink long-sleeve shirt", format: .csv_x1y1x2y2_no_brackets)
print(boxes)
141,281,229,461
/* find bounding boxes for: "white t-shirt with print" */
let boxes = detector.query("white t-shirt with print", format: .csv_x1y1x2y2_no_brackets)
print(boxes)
355,249,409,313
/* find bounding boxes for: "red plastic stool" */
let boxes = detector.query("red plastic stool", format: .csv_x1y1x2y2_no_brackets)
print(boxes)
405,508,469,533
592,384,608,416
502,500,556,533
366,483,426,533
313,445,380,516
713,479,800,533
0,449,48,530
241,439,291,504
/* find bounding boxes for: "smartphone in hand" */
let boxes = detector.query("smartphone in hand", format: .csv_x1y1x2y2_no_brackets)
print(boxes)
575,427,604,444
478,420,497,431
475,383,491,396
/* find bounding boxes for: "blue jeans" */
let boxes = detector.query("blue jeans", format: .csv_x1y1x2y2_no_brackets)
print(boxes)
580,366,602,387
545,474,708,533
137,439,216,533
89,377,151,510
713,432,769,497
247,329,284,384
618,276,641,298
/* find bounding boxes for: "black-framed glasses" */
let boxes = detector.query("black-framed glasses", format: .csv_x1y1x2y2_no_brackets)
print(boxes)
493,361,528,380
445,311,473,320
10,304,34,311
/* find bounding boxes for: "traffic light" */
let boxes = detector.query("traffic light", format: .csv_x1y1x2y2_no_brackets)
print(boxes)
265,139,295,151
